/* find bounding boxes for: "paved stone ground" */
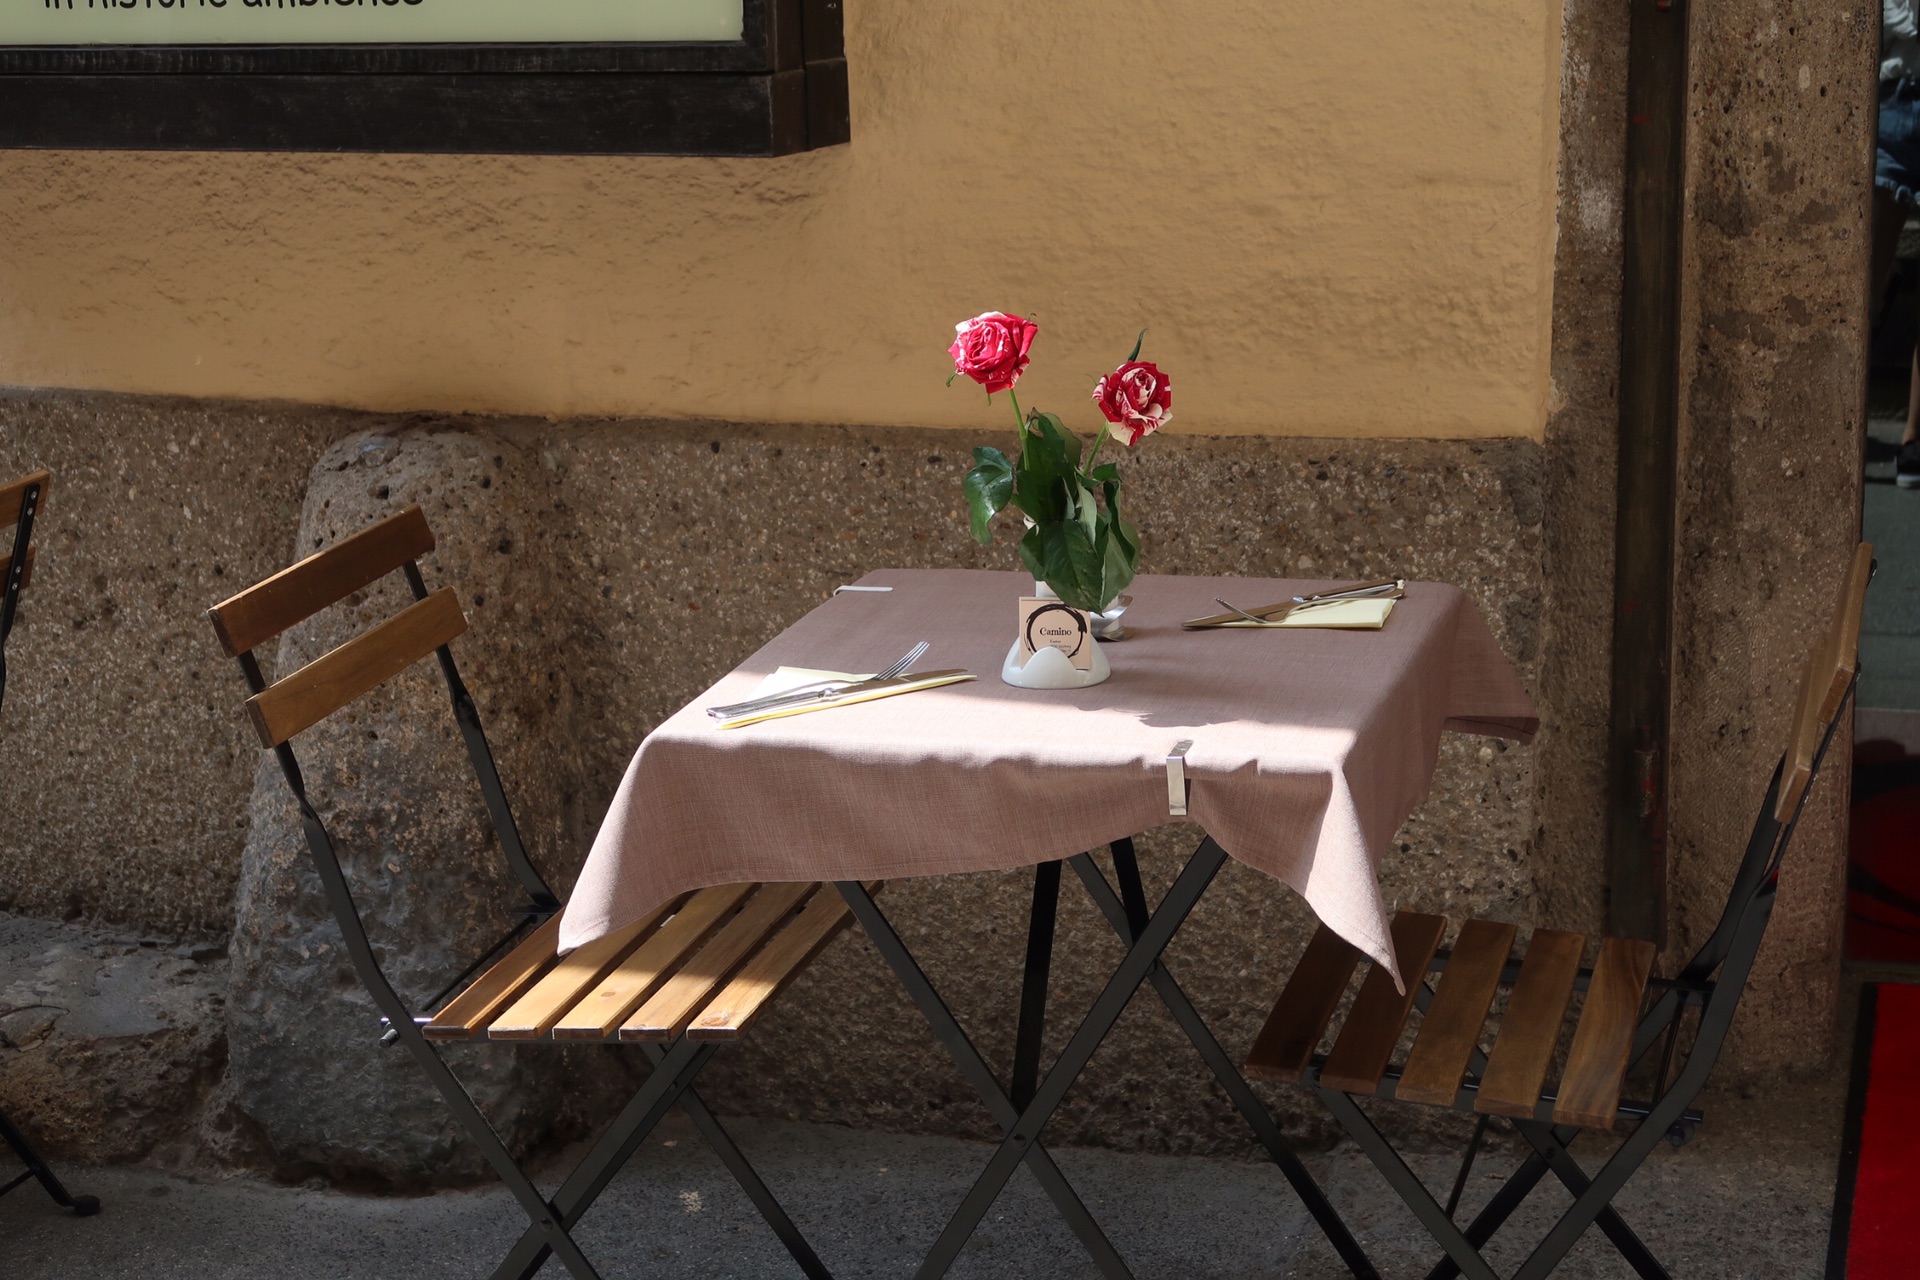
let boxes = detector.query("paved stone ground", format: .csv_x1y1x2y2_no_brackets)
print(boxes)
0,1073,1841,1280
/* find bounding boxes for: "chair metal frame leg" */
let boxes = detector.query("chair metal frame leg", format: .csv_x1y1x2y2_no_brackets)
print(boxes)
0,1108,99,1217
488,1041,833,1280
1405,980,1668,1280
0,479,92,1221
275,749,830,1280
836,878,1140,1280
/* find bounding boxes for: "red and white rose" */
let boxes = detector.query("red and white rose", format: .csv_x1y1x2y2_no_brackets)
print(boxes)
948,311,1039,395
1092,360,1173,447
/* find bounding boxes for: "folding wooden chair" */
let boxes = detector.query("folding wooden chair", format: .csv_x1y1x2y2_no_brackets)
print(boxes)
0,469,99,1220
1244,542,1874,1280
209,505,851,1280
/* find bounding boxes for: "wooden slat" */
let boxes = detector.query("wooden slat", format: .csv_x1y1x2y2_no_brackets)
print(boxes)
1245,925,1364,1083
208,505,434,658
1776,541,1873,821
1553,936,1657,1130
423,915,564,1041
688,882,876,1041
245,587,466,747
0,470,50,530
487,895,689,1040
1476,929,1585,1119
1396,918,1518,1107
1321,912,1448,1096
552,884,756,1041
621,882,817,1042
0,546,36,594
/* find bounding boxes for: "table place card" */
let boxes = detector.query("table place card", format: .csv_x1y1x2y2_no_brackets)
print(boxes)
1019,597,1095,671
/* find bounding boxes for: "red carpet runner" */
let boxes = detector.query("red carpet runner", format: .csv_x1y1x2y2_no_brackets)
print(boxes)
1829,984,1920,1278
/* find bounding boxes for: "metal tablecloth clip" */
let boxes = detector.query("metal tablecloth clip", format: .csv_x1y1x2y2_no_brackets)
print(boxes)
1167,739,1193,817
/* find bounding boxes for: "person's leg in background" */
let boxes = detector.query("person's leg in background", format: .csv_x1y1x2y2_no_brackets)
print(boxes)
1875,81,1920,485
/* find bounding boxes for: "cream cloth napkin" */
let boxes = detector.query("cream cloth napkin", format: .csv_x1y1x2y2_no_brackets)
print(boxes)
714,666,977,729
1214,598,1395,629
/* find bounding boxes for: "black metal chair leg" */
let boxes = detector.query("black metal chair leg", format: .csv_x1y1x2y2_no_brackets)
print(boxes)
1423,1149,1553,1280
1445,1115,1492,1219
1321,1088,1502,1280
0,1109,99,1217
490,1039,718,1280
1511,1121,1669,1280
660,1067,834,1280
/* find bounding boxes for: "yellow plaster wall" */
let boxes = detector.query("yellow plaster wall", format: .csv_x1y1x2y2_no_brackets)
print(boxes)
0,1,1562,439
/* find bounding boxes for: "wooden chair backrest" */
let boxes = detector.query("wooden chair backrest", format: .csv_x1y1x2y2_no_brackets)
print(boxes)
207,506,468,750
0,470,50,595
1773,541,1873,823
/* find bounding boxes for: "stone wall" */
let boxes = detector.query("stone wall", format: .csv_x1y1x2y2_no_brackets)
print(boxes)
1667,0,1875,1071
0,392,361,935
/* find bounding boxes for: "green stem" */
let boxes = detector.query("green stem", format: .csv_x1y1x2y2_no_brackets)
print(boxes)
1083,426,1108,475
1009,388,1027,437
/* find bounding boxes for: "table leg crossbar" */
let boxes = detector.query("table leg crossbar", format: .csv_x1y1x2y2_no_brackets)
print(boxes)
839,836,1380,1280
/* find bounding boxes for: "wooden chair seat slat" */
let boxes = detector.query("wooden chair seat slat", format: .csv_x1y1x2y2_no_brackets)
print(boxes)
689,883,876,1042
1396,918,1517,1107
245,587,467,748
1244,924,1364,1083
423,915,565,1041
1475,928,1585,1118
621,882,818,1042
1776,542,1873,821
0,547,36,594
209,505,435,659
1552,937,1657,1130
1321,912,1448,1095
0,470,51,531
488,895,687,1040
553,884,756,1041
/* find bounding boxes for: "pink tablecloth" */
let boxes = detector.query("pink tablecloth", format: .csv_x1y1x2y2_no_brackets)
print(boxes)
561,569,1537,976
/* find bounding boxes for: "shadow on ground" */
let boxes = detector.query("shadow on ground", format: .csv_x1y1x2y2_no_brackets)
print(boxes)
0,1071,1842,1280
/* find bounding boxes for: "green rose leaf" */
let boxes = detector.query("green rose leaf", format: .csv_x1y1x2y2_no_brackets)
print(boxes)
1012,412,1076,525
963,447,1014,544
1025,519,1106,612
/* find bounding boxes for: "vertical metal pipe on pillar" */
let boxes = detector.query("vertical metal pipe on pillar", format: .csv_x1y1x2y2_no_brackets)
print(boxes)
1607,0,1690,945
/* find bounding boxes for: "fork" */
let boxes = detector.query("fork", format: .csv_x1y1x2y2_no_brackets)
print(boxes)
706,641,930,719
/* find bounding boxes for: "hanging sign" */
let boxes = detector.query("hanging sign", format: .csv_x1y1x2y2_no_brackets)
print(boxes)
2,1,744,46
0,0,846,156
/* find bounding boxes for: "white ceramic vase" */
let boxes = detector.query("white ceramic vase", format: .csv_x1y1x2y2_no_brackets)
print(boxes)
1002,581,1113,689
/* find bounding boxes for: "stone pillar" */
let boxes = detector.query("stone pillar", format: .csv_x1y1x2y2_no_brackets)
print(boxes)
208,428,621,1186
1668,0,1876,1070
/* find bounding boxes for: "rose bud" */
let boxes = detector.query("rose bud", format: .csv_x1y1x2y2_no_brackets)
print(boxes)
949,312,1039,395
1092,360,1173,446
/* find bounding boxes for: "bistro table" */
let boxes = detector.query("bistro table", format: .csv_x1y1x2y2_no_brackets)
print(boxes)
562,567,1537,1279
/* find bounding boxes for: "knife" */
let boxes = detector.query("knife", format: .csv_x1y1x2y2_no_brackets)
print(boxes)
1183,578,1406,629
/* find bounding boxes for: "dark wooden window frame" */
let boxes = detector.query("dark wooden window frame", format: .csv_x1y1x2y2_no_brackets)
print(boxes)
0,0,847,156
